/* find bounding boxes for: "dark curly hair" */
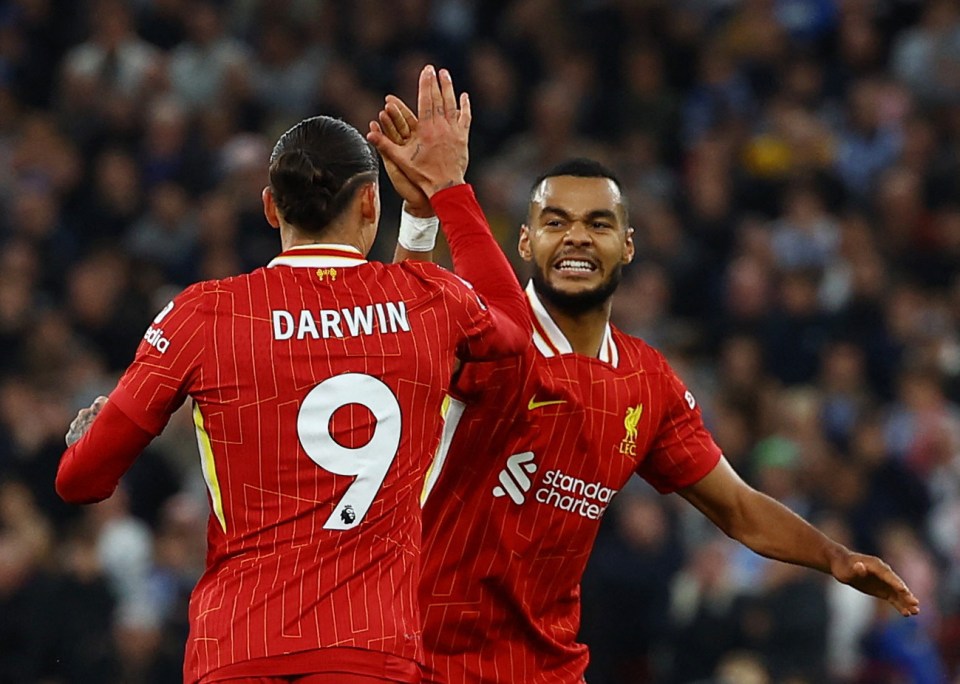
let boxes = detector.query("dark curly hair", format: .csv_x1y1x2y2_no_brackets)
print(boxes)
268,116,380,235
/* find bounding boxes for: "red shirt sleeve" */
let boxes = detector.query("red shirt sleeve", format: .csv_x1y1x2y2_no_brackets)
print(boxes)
637,362,722,493
430,184,531,360
109,283,207,434
55,284,207,504
55,400,154,503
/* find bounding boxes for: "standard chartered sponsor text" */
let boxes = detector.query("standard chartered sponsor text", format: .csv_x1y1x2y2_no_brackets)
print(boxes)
535,468,617,520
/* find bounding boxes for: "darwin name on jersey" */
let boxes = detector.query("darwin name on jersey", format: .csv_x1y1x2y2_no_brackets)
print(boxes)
272,301,411,340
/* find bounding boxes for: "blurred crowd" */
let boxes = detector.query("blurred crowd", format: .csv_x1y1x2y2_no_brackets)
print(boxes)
0,0,958,682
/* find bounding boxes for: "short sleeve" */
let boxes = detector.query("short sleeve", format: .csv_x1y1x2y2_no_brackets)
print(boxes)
636,364,722,493
109,283,208,435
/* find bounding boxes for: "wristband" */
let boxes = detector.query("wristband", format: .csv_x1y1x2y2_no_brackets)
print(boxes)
398,209,439,252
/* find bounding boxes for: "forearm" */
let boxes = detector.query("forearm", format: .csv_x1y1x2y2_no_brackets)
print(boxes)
431,184,529,334
723,487,847,573
56,398,154,504
681,459,848,574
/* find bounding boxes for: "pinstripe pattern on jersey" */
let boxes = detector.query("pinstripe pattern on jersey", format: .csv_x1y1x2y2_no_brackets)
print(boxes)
420,286,722,684
112,248,504,683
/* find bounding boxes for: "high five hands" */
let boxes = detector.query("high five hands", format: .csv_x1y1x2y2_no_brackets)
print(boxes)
367,65,470,201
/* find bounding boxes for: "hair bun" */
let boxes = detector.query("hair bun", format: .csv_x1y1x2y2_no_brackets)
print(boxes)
269,150,338,229
267,115,380,234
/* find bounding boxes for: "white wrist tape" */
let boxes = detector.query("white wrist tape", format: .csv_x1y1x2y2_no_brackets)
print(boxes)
398,210,439,252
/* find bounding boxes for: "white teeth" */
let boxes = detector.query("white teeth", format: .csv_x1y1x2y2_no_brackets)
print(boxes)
556,259,595,272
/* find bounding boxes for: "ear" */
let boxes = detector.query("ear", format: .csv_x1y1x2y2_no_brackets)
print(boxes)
262,187,280,229
518,224,533,262
359,182,379,223
623,225,636,265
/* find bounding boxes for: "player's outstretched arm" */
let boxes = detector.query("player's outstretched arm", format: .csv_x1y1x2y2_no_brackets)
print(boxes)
369,66,530,354
679,457,921,617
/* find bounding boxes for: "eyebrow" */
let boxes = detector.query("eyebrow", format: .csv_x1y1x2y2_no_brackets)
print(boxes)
540,206,620,222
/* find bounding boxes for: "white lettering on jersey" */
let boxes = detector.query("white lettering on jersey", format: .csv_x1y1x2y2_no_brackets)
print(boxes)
272,301,411,341
535,468,617,520
153,300,175,324
343,306,374,336
493,451,618,520
273,310,295,339
144,326,170,353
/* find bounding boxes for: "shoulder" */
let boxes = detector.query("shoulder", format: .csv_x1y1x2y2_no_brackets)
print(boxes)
393,261,479,297
611,325,672,374
395,260,456,282
163,276,241,315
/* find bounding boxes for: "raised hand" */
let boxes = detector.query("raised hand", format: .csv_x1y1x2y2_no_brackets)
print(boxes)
367,65,471,197
66,396,108,446
371,95,432,217
831,551,920,616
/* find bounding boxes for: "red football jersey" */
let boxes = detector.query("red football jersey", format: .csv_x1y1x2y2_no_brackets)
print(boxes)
419,282,723,684
109,243,516,683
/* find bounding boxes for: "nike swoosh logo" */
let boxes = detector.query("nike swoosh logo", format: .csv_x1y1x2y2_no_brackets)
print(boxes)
528,397,566,410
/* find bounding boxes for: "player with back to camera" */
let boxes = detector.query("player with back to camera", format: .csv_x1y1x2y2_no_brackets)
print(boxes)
368,99,920,684
55,66,530,684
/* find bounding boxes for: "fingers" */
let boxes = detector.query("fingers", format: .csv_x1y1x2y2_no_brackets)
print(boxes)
92,395,108,411
385,95,417,134
366,124,401,159
858,556,921,617
417,65,436,120
458,91,471,130
438,68,458,120
429,66,445,120
378,106,404,145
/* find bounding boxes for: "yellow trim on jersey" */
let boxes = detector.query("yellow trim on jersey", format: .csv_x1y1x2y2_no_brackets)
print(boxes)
194,402,227,532
421,394,466,505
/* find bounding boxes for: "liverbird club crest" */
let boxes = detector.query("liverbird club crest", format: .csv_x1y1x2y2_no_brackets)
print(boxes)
619,404,643,457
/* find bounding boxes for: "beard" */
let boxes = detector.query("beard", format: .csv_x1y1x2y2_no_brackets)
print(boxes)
532,263,623,315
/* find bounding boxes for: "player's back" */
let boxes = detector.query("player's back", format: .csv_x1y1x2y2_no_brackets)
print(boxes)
173,246,487,681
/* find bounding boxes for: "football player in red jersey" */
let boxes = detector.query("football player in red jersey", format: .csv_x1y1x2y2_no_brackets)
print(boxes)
55,66,531,684
373,100,920,684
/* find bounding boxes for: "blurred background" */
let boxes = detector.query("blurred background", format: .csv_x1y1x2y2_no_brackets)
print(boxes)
0,0,957,682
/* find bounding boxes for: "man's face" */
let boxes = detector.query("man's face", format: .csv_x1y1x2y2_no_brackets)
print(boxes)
519,176,634,312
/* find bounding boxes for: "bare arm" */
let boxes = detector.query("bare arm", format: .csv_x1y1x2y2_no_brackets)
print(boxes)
679,457,920,616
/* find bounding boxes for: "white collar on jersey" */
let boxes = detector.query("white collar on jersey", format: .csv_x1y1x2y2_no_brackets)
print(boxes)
267,244,367,269
526,281,619,367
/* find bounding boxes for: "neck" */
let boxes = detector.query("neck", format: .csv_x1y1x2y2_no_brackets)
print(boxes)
540,298,611,357
280,223,364,254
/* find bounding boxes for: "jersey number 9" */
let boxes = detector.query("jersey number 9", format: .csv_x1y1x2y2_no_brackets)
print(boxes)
297,373,402,530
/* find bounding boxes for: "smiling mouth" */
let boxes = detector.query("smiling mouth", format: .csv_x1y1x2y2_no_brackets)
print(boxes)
553,258,598,274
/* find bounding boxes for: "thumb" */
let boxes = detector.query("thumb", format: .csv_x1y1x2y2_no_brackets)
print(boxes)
366,125,405,161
